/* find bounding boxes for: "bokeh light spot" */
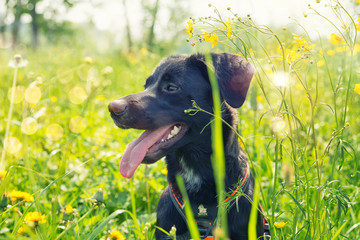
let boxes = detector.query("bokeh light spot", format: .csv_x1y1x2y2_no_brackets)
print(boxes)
69,116,87,133
7,86,25,104
25,85,42,104
68,86,88,104
5,136,22,155
21,117,38,135
46,124,64,141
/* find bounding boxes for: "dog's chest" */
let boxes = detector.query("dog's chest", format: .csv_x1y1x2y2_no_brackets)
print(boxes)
179,157,202,192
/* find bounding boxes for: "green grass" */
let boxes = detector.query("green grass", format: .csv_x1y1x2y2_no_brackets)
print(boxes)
1,0,360,239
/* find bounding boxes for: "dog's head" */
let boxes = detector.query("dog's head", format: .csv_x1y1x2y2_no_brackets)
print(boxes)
109,53,254,178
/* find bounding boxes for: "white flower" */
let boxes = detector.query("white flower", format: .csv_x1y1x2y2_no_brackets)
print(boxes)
8,54,28,68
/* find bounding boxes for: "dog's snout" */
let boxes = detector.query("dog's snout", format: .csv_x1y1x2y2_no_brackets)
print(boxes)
108,99,128,115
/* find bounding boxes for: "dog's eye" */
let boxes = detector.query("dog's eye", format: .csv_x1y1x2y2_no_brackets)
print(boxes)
164,84,179,92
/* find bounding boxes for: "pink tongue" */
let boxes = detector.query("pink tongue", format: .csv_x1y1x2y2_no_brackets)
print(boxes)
119,125,172,178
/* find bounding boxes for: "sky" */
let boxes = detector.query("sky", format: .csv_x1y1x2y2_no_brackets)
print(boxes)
60,0,352,40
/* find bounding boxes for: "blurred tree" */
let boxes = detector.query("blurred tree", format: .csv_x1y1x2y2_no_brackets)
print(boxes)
140,0,187,52
4,0,79,49
122,0,133,52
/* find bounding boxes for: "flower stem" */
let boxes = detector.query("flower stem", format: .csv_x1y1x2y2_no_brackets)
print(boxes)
0,67,18,170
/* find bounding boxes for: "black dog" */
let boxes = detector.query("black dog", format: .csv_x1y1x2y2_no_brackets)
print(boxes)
109,53,269,239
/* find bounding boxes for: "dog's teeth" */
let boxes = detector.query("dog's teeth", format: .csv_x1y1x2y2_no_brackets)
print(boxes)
172,126,180,135
167,133,173,140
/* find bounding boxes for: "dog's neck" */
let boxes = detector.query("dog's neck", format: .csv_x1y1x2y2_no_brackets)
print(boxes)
166,108,247,199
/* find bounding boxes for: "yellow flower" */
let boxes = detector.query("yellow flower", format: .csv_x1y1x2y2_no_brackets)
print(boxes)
25,212,47,225
65,205,74,214
238,137,245,149
8,190,34,202
329,33,344,45
224,17,232,38
317,59,325,67
50,96,58,102
355,18,360,31
357,0,360,5
109,230,126,240
355,83,360,95
0,170,6,180
327,49,336,56
285,49,301,63
191,42,195,47
202,30,211,42
186,20,193,38
292,34,315,51
209,32,219,48
274,222,287,228
256,96,263,103
17,227,26,235
161,168,168,175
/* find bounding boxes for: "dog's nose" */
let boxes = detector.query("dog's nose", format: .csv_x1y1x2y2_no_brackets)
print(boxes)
108,99,128,115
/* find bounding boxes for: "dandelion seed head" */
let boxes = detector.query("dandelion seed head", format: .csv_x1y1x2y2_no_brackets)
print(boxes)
8,54,28,68
21,117,38,135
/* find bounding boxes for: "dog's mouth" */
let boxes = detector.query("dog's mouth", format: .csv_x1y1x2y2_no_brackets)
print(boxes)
119,123,188,178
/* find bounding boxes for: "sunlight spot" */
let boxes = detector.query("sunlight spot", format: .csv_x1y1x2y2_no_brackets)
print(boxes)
69,116,87,133
68,86,88,104
25,85,42,104
21,117,38,135
46,124,64,141
7,86,25,104
273,72,290,87
271,116,286,134
5,136,22,155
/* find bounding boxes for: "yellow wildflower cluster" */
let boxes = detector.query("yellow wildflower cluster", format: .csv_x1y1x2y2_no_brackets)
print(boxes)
186,20,193,38
25,211,47,225
292,34,315,51
285,48,301,63
202,31,219,48
109,230,126,240
223,17,232,38
8,190,34,202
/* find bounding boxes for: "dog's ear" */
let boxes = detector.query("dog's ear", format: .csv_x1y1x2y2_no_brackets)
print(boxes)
211,53,254,108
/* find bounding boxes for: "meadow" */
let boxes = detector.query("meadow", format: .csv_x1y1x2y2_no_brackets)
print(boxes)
0,0,360,239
